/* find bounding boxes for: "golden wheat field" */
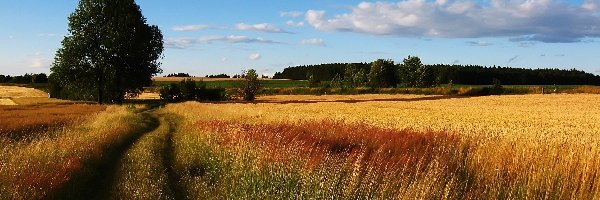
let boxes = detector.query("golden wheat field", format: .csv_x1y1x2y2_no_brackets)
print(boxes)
0,86,48,98
162,93,600,199
3,93,600,199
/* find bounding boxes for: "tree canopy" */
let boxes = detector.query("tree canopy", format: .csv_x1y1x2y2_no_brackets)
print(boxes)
51,0,163,103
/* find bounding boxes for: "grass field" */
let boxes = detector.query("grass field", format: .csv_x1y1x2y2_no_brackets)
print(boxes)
2,92,600,199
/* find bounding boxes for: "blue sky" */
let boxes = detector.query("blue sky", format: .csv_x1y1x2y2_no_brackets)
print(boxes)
1,0,599,76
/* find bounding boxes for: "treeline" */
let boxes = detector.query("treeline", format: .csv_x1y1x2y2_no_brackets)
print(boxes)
273,59,600,86
205,74,230,78
164,73,191,77
0,73,49,84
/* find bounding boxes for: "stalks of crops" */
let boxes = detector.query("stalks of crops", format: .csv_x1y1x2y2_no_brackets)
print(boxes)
0,104,106,141
109,115,174,199
0,106,151,199
164,94,600,199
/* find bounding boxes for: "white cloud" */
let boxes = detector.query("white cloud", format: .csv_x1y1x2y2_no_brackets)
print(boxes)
172,25,209,31
582,0,598,10
466,41,493,46
236,23,292,33
29,52,51,68
221,57,228,62
280,11,304,17
305,0,600,43
164,37,197,49
165,35,279,49
38,33,59,37
199,35,279,44
249,53,262,60
286,20,305,27
301,38,326,46
8,35,14,39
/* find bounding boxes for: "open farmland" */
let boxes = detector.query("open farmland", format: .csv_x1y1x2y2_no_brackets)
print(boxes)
162,94,600,199
2,93,600,199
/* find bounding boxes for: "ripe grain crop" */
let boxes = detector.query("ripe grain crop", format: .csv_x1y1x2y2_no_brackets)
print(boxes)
164,93,600,199
0,86,48,98
0,104,106,141
0,106,154,199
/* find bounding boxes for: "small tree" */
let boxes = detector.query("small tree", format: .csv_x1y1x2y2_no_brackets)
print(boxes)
242,69,260,101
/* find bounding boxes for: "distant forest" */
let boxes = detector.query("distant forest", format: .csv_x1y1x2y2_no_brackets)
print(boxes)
273,62,600,86
0,73,48,84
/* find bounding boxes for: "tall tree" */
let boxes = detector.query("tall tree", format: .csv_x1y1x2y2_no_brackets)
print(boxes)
51,0,163,103
369,59,397,88
399,56,428,87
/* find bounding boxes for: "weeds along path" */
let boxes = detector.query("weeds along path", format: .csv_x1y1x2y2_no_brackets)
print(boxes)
51,111,160,199
100,112,186,200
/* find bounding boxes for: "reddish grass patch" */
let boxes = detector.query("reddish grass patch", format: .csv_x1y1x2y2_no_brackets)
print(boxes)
196,119,465,175
0,104,106,140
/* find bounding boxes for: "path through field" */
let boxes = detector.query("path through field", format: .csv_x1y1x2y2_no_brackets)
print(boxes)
49,110,185,199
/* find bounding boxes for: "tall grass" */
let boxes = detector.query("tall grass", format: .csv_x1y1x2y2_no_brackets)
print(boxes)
0,104,106,141
108,114,174,199
0,106,153,199
164,103,472,199
164,95,600,199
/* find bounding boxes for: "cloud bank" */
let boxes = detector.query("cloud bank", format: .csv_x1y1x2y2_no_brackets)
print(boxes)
165,35,279,49
301,38,326,46
236,23,292,33
172,25,209,32
305,0,600,43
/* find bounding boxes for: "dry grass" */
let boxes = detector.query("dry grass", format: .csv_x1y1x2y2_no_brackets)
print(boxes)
164,93,600,198
0,106,146,199
0,104,106,140
0,86,48,98
0,98,16,105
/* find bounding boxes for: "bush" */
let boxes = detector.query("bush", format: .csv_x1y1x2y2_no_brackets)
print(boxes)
159,79,228,102
159,83,182,102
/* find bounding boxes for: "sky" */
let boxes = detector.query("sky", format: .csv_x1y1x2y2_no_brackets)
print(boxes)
1,0,599,76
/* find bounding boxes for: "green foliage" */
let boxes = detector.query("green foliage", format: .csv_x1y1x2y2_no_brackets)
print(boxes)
159,83,182,103
179,78,197,101
399,56,430,87
274,60,600,86
242,69,260,101
159,79,228,102
0,73,48,84
343,64,368,88
368,59,398,88
51,0,163,103
307,73,320,88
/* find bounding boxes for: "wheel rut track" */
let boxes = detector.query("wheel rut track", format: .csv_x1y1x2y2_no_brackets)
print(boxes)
51,110,187,200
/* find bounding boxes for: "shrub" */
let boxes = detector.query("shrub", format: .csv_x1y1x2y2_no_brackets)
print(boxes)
241,69,260,101
159,83,182,102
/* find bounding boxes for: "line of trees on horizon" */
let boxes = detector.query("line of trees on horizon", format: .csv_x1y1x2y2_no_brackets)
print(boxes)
0,73,49,84
273,58,600,86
